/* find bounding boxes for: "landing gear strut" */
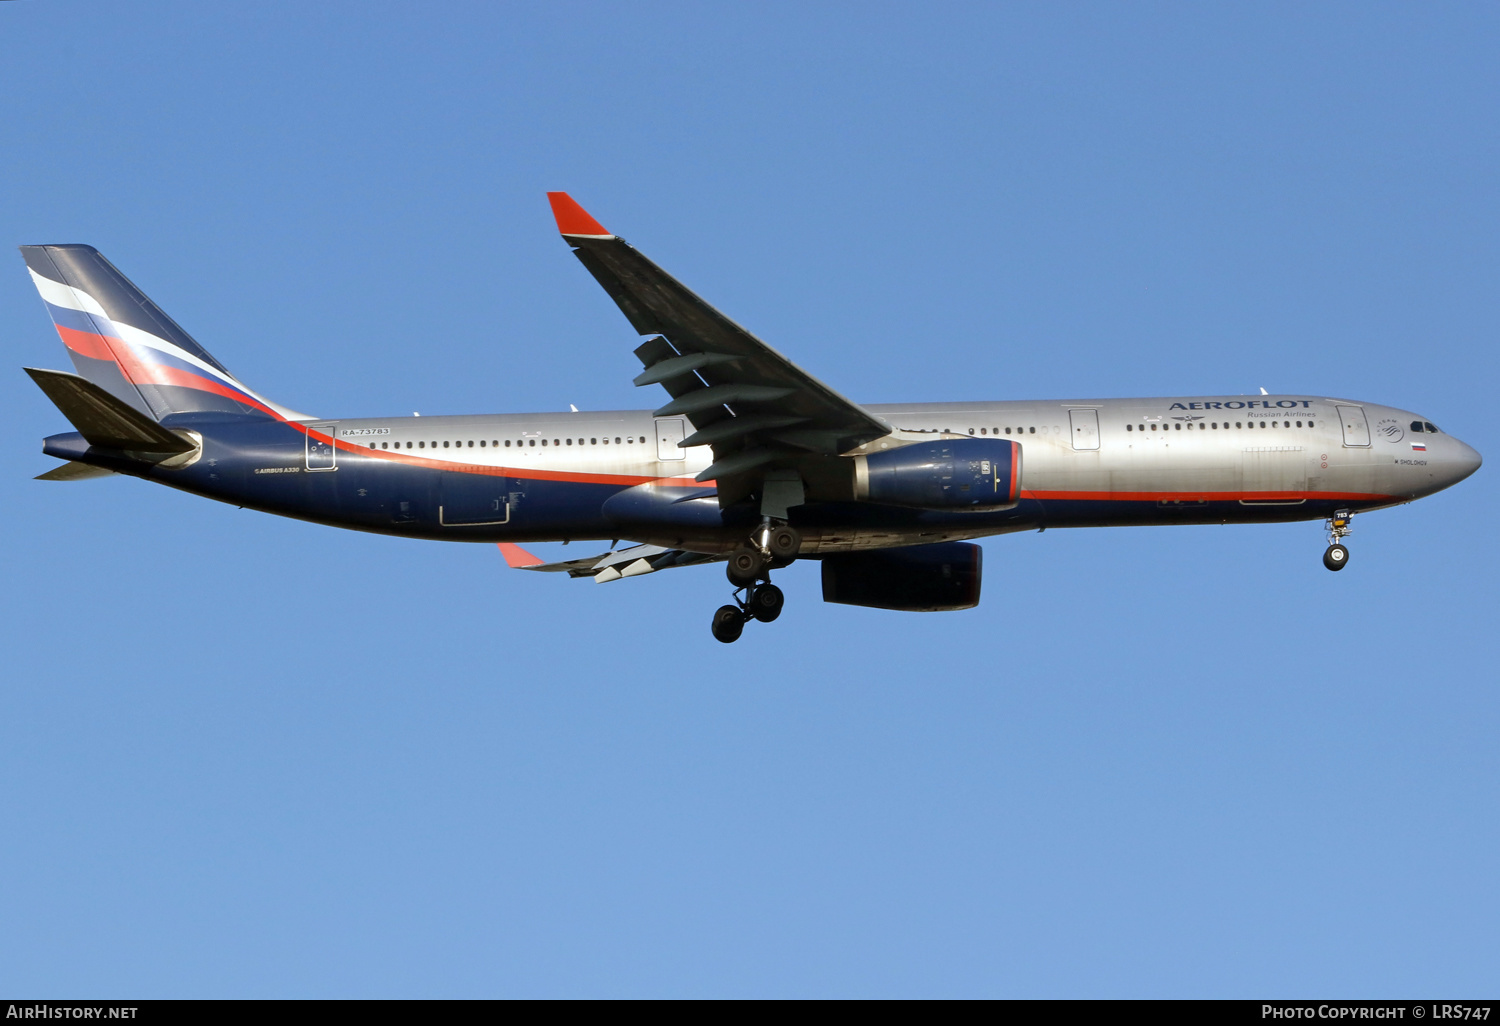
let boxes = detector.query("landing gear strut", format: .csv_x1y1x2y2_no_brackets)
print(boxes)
1323,510,1352,572
711,520,800,642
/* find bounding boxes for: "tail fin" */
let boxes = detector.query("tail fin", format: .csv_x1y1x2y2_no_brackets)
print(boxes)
19,245,310,423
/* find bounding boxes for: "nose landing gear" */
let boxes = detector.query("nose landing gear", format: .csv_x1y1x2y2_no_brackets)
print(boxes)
711,520,799,642
1323,510,1352,571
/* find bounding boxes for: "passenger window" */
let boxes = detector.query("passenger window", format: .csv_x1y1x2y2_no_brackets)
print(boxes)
1307,421,1314,428
1005,428,1011,435
368,442,375,449
640,436,646,443
418,441,425,448
1199,423,1205,430
504,440,510,447
1295,421,1302,428
468,440,474,447
1028,427,1035,434
591,438,597,444
443,441,450,448
555,439,561,446
1174,423,1181,430
1126,424,1133,431
969,428,975,435
566,438,573,445
1151,424,1157,431
529,440,535,447
614,437,621,444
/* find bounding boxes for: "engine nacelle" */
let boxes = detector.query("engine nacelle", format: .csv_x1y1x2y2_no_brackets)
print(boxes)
821,542,982,611
853,438,1021,511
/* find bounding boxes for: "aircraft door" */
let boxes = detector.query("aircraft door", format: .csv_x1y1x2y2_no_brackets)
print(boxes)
1068,409,1100,451
655,418,686,461
1337,406,1370,447
306,423,337,470
439,471,510,526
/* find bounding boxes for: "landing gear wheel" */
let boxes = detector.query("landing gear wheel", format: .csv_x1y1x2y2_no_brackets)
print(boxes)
746,584,785,623
711,605,746,643
727,547,766,586
767,526,801,560
1323,544,1349,571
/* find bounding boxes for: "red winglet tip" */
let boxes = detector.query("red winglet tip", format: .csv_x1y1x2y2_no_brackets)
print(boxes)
497,542,545,568
546,192,611,237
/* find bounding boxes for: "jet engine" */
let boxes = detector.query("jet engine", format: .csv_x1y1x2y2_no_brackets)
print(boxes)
853,439,1020,511
821,542,982,611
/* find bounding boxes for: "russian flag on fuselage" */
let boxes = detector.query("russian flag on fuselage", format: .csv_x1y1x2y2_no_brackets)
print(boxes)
20,244,308,423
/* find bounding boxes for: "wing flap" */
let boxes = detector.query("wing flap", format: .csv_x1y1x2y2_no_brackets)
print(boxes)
546,194,889,483
497,541,724,580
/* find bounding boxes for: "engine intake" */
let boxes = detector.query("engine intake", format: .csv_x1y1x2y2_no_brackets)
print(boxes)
853,438,1021,511
821,542,982,611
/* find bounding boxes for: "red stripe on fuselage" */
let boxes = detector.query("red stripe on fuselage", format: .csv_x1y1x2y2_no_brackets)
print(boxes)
327,437,710,488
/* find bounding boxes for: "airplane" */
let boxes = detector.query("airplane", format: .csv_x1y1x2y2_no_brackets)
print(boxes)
21,193,1483,642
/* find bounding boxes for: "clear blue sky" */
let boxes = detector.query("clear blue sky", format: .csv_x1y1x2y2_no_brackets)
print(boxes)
2,1,1496,998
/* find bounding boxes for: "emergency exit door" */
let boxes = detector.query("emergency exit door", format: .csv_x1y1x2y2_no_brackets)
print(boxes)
1068,409,1100,450
1337,406,1370,447
656,418,685,460
306,423,337,470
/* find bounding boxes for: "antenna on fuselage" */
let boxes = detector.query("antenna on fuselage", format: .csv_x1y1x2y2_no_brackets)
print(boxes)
1259,388,1268,395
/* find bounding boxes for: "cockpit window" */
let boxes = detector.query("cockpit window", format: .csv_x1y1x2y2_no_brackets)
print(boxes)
1410,421,1425,433
1424,422,1440,434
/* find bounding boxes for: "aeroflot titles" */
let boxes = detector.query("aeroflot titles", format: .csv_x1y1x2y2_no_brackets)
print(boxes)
1170,400,1317,410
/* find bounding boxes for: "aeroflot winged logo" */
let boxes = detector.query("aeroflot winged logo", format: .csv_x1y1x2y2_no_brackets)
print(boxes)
1169,400,1315,410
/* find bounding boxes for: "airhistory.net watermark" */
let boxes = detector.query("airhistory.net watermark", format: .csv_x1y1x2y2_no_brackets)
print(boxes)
5,1007,137,1020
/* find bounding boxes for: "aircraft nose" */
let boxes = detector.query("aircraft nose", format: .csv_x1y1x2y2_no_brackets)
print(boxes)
1450,439,1482,484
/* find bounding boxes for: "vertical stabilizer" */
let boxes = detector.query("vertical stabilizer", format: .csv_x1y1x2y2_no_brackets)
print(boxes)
19,245,309,422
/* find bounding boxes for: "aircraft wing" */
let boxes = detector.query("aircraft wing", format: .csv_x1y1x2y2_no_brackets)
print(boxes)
546,194,889,492
498,541,725,582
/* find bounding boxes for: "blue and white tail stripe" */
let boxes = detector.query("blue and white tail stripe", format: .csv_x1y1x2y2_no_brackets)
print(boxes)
21,244,310,423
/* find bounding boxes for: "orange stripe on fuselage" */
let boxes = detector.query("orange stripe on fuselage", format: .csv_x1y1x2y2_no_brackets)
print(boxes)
323,435,710,488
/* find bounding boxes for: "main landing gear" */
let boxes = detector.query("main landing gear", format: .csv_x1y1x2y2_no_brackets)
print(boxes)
1323,509,1352,572
710,521,800,643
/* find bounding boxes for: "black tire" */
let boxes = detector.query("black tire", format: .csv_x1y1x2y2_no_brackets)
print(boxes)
711,605,745,643
727,547,765,586
746,583,785,623
768,526,801,560
1323,544,1349,571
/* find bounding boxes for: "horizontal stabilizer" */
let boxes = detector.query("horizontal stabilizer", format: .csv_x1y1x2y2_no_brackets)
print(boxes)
35,460,117,481
25,368,195,453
